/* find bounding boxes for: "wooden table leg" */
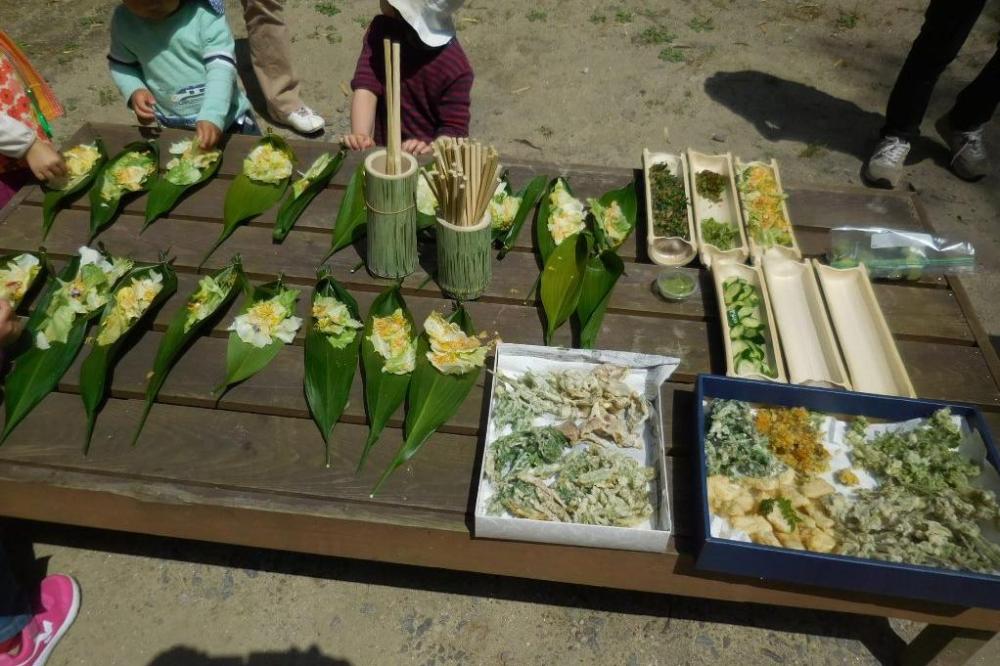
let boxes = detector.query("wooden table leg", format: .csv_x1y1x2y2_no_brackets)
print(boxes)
901,625,996,666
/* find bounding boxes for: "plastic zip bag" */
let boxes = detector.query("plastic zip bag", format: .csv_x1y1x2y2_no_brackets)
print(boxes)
828,227,975,280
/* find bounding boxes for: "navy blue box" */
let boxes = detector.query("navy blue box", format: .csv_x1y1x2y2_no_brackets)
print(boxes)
693,374,1000,609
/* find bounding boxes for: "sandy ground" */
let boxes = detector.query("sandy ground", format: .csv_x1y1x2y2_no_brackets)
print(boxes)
1,0,999,663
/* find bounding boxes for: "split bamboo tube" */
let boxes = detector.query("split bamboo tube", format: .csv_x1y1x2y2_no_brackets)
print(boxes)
365,150,418,279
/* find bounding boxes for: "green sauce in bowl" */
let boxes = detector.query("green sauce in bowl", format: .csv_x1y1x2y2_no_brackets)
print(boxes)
656,269,697,301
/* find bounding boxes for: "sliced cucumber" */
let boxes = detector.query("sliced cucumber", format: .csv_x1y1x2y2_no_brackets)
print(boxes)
730,324,744,340
742,316,762,329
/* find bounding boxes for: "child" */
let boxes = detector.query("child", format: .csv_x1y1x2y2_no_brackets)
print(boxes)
0,50,66,209
344,0,472,155
108,0,257,150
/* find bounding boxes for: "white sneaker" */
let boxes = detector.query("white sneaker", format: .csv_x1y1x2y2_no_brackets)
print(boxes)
285,106,325,135
862,136,911,189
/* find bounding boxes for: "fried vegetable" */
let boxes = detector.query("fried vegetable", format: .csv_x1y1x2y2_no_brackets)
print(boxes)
705,399,783,477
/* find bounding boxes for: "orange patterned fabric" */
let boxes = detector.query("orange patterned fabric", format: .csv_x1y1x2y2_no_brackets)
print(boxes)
0,51,45,174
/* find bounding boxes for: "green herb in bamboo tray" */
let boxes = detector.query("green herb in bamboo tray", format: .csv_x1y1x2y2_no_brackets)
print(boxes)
847,409,982,492
648,163,688,239
132,256,246,447
1,246,133,444
0,253,42,308
722,277,776,378
695,169,727,203
701,217,739,251
80,261,177,452
705,399,784,477
373,307,494,494
42,141,106,239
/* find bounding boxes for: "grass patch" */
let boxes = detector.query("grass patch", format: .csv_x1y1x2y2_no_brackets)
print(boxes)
615,9,634,23
799,143,827,159
658,47,685,63
353,16,369,28
527,9,548,22
836,10,859,30
636,26,676,45
590,12,606,24
315,2,340,18
538,125,554,138
95,86,117,107
688,16,715,32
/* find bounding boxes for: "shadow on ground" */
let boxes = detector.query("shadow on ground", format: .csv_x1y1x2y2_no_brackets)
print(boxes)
234,38,269,123
148,645,350,666
5,520,907,665
703,70,950,168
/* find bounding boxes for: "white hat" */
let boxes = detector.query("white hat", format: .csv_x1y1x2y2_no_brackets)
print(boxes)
388,0,465,48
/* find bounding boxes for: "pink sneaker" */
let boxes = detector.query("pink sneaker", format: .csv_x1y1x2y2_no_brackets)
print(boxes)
0,575,79,666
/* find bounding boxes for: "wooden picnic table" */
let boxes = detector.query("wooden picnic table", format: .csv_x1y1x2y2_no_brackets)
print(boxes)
1,123,999,664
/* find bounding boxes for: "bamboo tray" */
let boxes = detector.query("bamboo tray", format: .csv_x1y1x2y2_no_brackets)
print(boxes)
712,261,787,383
687,150,749,268
813,261,916,398
734,158,802,264
761,251,851,390
642,149,697,266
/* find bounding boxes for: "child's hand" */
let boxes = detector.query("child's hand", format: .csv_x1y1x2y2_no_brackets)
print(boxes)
341,133,374,151
196,121,222,150
402,139,432,156
24,140,68,183
129,89,157,124
0,300,22,348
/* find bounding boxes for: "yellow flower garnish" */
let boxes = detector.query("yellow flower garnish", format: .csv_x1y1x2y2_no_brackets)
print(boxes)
369,308,416,375
547,180,586,245
312,295,363,349
55,143,101,191
95,272,164,346
244,143,293,184
0,253,41,306
423,311,490,375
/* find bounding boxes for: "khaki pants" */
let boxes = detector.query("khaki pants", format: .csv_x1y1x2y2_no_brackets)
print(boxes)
241,0,302,118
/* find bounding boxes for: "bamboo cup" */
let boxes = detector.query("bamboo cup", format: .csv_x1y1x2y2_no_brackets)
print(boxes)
365,149,418,279
436,211,492,300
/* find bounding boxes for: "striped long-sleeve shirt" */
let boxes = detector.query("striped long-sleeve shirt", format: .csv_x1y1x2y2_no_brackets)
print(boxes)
351,16,473,144
107,1,251,132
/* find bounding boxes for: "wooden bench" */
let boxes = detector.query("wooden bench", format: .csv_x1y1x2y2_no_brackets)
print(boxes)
1,123,998,665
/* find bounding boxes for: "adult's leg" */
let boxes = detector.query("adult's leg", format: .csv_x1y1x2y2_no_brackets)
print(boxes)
882,0,986,140
0,543,31,646
949,40,1000,131
241,0,303,119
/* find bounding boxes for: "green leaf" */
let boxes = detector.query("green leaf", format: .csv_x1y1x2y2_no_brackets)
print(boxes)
201,134,295,267
131,257,245,447
372,306,482,495
325,163,367,259
274,150,345,242
41,138,107,240
590,179,638,253
143,146,223,231
88,140,159,240
304,274,362,467
540,232,589,345
214,277,299,397
496,174,547,259
357,285,413,472
536,176,575,264
576,250,624,349
1,258,86,444
78,261,177,453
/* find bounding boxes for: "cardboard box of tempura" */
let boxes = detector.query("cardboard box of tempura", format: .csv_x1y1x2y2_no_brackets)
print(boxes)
472,343,678,552
693,374,1000,609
